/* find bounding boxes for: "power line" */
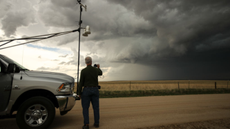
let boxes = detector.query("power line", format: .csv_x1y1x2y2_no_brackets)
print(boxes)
0,28,80,50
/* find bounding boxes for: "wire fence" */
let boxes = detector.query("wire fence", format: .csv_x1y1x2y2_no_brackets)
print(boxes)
74,80,230,92
94,80,230,91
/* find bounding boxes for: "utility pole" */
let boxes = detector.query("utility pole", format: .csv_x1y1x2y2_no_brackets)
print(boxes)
76,0,90,93
76,0,83,87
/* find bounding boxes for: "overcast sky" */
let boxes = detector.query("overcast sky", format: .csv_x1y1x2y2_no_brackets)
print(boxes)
0,0,230,81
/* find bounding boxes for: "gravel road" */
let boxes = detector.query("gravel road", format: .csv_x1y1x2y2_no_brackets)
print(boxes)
0,94,230,129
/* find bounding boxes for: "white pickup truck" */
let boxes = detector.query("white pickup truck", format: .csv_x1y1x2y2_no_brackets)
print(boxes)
0,54,78,129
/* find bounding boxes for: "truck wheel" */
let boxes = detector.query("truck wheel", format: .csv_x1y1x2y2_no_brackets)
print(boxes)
16,96,55,129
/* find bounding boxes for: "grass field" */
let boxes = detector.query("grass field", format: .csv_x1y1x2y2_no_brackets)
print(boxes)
99,89,230,98
74,80,230,92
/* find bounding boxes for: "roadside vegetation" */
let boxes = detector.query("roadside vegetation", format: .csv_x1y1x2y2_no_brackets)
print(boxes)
99,88,230,98
75,80,230,98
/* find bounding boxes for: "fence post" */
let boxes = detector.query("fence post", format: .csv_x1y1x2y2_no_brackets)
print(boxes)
130,81,131,91
227,80,229,89
188,80,190,89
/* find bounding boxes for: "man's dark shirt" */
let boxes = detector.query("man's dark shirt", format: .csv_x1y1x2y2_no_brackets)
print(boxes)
77,65,102,95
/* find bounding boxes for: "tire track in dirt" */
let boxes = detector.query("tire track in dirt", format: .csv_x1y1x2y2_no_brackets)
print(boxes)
1,94,230,129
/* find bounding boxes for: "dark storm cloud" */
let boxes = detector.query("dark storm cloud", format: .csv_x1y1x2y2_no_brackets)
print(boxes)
104,0,230,79
36,0,152,44
108,0,230,59
38,0,78,28
0,0,11,18
1,0,229,80
65,0,230,70
0,0,35,37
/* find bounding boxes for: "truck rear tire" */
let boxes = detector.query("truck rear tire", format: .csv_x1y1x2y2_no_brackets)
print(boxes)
16,96,55,129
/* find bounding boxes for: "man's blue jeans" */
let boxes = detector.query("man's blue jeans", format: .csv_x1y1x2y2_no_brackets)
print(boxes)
81,87,99,125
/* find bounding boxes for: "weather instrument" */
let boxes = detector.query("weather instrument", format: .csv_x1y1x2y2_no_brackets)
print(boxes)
82,25,91,36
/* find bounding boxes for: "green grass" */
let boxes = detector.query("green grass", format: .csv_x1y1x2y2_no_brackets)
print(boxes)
99,88,230,98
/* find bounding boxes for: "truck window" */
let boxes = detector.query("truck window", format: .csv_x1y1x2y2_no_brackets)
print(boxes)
0,59,8,73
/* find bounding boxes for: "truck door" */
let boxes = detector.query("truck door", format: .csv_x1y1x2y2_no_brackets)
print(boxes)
0,61,12,112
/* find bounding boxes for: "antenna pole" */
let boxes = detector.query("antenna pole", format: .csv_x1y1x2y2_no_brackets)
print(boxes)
77,0,82,92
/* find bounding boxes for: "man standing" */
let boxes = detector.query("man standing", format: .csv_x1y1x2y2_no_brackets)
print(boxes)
78,57,103,129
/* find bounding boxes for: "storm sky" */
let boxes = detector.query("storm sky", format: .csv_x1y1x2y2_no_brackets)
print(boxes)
0,0,230,81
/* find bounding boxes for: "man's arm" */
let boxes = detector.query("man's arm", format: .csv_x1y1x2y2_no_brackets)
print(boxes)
77,71,84,95
97,64,103,75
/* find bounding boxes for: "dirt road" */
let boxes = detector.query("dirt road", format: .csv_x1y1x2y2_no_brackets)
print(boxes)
0,94,230,129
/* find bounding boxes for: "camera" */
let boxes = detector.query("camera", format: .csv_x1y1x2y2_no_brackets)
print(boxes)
94,64,98,67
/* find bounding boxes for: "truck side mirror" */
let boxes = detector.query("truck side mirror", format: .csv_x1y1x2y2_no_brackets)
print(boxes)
7,63,20,73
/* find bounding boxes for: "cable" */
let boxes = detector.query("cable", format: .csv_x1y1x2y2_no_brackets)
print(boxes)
0,40,13,47
0,28,80,50
0,29,79,43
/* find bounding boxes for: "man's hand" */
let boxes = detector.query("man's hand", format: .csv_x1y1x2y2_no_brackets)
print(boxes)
97,64,100,68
